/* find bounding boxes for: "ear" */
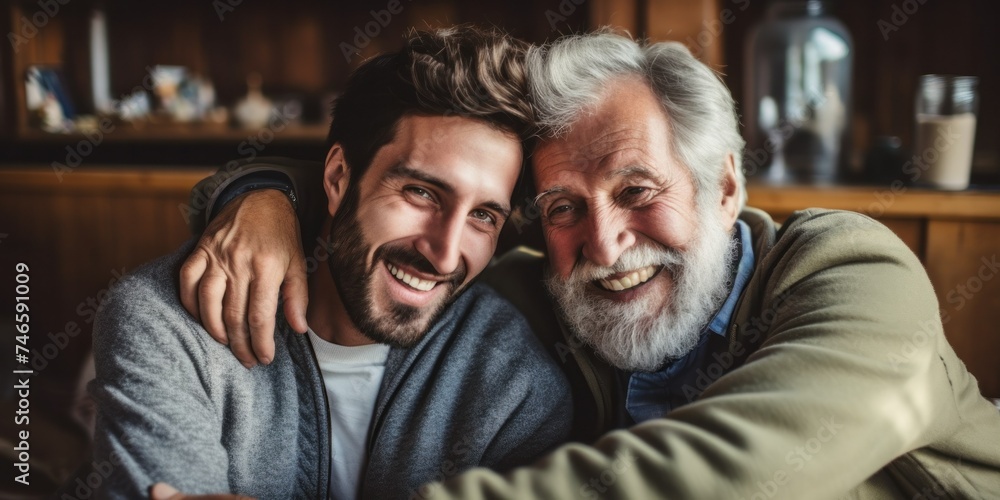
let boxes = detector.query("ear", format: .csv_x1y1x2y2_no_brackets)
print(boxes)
719,153,741,229
324,144,350,216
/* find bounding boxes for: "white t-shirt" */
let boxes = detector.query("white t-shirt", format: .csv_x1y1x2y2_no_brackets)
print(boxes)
307,328,391,500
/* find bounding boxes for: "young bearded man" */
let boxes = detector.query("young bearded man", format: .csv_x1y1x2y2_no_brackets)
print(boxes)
79,26,571,500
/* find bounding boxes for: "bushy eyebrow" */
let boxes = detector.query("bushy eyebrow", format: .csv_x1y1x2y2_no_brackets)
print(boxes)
483,201,512,219
533,186,567,207
604,166,662,183
387,164,453,193
533,165,663,206
388,163,511,218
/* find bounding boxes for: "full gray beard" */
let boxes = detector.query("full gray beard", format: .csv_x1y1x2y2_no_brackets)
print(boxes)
545,212,738,372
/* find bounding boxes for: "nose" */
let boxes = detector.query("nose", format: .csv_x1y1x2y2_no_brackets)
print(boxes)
581,208,634,268
415,211,464,275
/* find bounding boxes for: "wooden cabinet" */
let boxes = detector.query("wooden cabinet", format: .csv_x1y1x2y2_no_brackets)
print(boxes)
747,184,1000,398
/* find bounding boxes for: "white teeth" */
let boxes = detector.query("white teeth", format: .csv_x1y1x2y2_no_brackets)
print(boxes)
387,264,437,291
598,265,658,292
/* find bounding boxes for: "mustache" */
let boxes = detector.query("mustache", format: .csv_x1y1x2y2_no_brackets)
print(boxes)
564,245,684,284
374,244,468,286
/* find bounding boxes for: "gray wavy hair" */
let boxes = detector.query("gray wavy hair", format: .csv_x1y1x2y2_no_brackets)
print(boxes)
527,30,747,209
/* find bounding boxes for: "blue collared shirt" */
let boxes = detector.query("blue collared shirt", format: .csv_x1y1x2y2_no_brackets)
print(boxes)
624,219,755,423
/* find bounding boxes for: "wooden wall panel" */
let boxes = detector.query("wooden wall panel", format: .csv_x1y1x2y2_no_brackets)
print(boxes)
878,218,925,261
588,0,730,67
924,221,1000,398
0,168,211,416
590,0,640,34
645,0,723,68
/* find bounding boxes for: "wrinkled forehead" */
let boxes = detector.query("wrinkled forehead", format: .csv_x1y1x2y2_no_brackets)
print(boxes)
531,93,674,190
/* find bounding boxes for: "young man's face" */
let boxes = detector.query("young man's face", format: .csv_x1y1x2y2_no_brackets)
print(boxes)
324,114,521,347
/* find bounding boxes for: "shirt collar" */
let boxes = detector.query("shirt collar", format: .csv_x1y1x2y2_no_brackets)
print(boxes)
706,219,755,337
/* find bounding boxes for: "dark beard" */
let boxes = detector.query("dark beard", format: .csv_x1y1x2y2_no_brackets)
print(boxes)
325,188,467,348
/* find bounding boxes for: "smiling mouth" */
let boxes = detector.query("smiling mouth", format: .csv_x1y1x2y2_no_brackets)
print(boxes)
595,265,661,292
387,263,440,292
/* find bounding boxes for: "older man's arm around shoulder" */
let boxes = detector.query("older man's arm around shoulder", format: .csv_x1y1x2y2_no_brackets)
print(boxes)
87,250,230,498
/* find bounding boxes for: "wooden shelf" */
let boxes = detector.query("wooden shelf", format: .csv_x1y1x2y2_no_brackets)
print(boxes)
0,166,214,195
747,183,1000,222
14,123,328,144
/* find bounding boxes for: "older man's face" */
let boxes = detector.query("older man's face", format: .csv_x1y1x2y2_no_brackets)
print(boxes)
533,77,736,371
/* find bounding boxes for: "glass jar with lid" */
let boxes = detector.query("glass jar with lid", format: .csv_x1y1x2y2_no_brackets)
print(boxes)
744,0,853,184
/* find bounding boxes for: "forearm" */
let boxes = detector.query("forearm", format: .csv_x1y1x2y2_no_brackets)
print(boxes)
425,357,940,500
186,157,325,242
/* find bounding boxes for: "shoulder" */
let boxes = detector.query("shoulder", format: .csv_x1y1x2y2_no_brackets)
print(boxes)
763,208,927,289
92,241,239,374
744,208,942,368
775,208,912,258
444,282,570,397
479,247,567,349
446,282,541,353
95,242,193,342
92,243,304,409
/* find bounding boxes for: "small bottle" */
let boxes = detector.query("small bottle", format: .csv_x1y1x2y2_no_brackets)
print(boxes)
744,0,853,184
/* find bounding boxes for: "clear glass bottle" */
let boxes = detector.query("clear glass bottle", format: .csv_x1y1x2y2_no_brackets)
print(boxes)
744,0,853,184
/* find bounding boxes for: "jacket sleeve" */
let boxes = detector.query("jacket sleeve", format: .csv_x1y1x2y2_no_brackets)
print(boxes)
185,156,325,237
89,267,230,498
421,211,960,499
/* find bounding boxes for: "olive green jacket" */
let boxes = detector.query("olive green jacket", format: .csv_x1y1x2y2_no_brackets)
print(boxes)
431,208,1000,499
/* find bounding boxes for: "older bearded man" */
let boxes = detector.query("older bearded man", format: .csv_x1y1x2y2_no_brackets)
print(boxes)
180,31,1000,499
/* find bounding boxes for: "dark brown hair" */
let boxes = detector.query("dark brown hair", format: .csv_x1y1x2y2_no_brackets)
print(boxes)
326,25,534,190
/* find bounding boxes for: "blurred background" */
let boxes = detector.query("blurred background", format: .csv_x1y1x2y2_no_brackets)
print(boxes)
1,0,998,496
